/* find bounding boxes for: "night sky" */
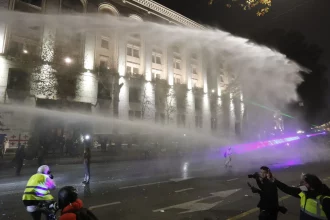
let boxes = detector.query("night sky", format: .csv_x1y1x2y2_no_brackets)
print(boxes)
154,0,330,123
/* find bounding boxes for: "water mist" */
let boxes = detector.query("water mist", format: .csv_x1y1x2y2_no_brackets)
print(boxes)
0,10,321,175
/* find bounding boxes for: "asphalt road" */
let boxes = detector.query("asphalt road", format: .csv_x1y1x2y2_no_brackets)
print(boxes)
1,150,330,220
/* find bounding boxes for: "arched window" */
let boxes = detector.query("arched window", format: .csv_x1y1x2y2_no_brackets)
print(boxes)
98,3,119,16
61,0,85,13
128,14,143,22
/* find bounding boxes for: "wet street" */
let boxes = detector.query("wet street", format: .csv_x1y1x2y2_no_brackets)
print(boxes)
1,154,330,220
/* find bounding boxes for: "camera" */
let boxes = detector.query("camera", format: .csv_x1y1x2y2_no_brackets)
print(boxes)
248,172,259,179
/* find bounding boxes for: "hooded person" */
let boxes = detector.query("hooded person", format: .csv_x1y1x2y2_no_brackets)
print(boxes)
58,186,98,220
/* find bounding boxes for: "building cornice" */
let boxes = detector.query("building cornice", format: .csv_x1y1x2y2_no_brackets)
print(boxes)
125,0,205,29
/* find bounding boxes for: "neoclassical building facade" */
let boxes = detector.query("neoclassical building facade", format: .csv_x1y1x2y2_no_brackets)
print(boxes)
0,0,245,145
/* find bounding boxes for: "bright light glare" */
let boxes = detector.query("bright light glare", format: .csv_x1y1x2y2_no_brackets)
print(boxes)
211,89,215,93
183,162,188,172
85,135,90,140
297,130,305,134
23,49,28,54
64,57,72,64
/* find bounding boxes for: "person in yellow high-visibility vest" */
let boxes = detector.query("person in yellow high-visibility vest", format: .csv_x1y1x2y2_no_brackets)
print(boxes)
273,173,330,220
22,165,56,220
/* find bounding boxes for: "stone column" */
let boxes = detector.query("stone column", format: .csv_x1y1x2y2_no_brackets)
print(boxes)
186,90,195,129
184,49,194,129
167,47,174,86
201,54,210,132
117,32,126,77
116,30,129,120
229,92,235,135
75,32,97,104
165,86,176,125
0,17,8,103
0,56,9,103
144,36,152,82
139,36,145,76
118,76,129,120
142,82,155,121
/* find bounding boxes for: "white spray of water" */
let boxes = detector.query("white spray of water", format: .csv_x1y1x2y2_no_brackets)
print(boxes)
1,11,325,174
0,10,304,106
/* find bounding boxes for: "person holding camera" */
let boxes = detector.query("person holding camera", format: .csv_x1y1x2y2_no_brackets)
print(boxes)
22,165,56,220
273,173,330,220
248,166,285,220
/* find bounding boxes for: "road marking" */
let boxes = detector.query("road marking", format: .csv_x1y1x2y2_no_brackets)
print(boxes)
226,177,330,220
153,188,241,214
89,201,121,210
170,177,194,182
119,177,194,189
175,188,194,193
227,178,239,182
119,180,171,189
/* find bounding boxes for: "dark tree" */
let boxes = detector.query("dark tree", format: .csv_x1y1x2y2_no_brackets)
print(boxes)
251,29,327,124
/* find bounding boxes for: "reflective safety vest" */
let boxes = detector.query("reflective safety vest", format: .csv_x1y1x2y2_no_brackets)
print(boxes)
22,173,54,201
299,192,330,220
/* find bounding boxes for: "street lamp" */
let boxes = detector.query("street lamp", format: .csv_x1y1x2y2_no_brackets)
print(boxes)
23,49,28,54
64,57,72,64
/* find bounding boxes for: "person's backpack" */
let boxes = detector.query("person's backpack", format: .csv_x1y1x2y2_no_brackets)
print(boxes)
63,208,98,220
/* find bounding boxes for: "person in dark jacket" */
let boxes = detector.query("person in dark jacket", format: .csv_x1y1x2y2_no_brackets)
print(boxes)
58,186,98,220
274,173,330,220
15,144,25,176
249,166,280,220
37,146,45,167
82,147,91,185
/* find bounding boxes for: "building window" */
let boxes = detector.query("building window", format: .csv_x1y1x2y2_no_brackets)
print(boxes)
129,110,142,120
177,114,186,127
129,87,141,103
152,69,162,80
211,117,217,130
173,46,180,54
101,39,109,49
126,66,139,75
220,72,225,83
192,66,197,75
195,116,203,128
152,53,162,65
175,77,181,84
195,97,201,111
21,0,42,7
127,44,140,58
192,79,198,87
99,56,109,71
7,68,30,91
155,112,165,124
173,59,181,70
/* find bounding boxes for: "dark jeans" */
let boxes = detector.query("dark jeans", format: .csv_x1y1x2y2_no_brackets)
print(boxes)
259,210,278,220
84,162,90,183
30,211,42,220
16,159,23,175
23,200,52,220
